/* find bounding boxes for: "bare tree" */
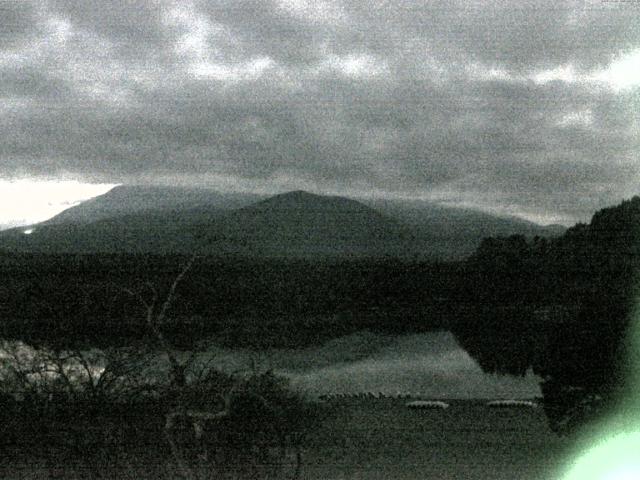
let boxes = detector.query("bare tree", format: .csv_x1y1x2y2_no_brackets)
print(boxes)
122,254,313,480
123,254,197,388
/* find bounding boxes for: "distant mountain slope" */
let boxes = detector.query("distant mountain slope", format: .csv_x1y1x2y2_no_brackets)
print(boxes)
44,185,264,225
0,187,565,260
367,199,566,259
0,206,227,254
0,190,412,258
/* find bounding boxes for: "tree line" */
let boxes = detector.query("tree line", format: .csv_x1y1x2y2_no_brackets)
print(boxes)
452,196,640,433
0,254,463,349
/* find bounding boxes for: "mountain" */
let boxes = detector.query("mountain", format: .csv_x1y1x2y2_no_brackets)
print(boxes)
367,198,566,259
0,206,226,255
0,190,411,258
43,185,264,225
0,187,565,260
207,190,412,258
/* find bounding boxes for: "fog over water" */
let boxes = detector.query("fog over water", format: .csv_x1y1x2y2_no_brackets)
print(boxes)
210,331,541,399
1,331,540,400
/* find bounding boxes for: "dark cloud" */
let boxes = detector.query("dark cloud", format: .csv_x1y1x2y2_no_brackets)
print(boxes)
0,0,42,49
1,0,639,224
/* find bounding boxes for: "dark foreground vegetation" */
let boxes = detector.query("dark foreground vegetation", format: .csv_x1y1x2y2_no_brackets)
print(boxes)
0,352,324,480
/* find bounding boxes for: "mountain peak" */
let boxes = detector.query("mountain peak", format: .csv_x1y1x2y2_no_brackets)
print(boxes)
248,190,369,212
268,190,324,202
287,189,313,196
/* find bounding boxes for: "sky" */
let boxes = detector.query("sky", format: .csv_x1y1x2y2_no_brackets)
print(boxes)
1,0,639,227
0,179,116,229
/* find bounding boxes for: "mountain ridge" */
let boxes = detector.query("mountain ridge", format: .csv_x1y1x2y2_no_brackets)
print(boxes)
0,187,565,260
43,185,265,226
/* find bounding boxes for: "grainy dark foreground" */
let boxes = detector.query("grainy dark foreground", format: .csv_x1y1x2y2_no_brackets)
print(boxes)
0,398,569,480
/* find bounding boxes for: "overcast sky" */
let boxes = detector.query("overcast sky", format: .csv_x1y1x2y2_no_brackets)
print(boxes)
1,0,639,225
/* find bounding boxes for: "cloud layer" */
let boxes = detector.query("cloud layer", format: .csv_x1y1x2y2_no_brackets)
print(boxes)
1,0,639,224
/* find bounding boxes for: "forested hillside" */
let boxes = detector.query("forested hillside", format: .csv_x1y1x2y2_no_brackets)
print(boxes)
452,196,640,432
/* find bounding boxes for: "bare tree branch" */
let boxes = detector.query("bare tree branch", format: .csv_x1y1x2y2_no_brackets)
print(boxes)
156,255,197,326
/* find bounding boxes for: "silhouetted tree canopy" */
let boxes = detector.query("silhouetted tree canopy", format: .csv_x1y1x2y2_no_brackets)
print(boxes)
453,196,640,433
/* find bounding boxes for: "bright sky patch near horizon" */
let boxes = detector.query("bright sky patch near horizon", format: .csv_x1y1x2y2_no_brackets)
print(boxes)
0,180,117,229
1,0,639,226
